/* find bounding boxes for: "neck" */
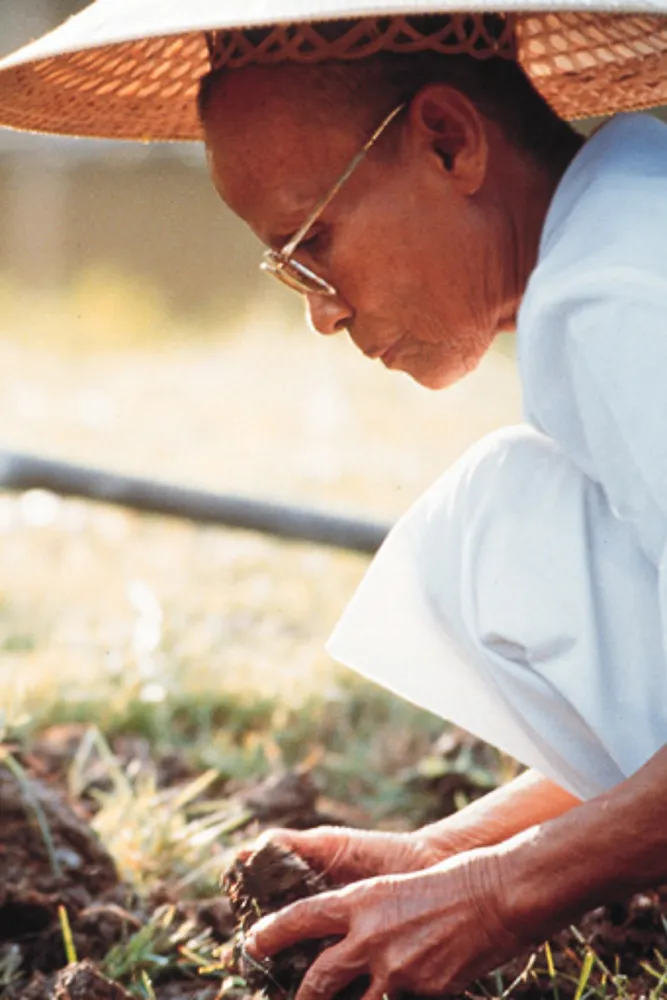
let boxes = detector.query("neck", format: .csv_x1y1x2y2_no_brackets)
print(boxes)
496,137,582,331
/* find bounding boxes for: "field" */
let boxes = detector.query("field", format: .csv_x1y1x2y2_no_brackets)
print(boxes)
1,274,666,999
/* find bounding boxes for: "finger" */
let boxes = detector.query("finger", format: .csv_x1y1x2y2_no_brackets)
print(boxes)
277,828,374,884
244,891,348,959
255,826,297,845
232,828,310,867
247,827,301,854
295,941,367,1000
360,977,393,1000
263,827,349,867
247,828,333,867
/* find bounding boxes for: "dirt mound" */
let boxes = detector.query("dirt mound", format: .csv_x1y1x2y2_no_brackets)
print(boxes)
0,766,133,994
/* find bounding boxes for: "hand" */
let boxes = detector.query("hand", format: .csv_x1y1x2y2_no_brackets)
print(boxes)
244,825,457,885
244,848,527,999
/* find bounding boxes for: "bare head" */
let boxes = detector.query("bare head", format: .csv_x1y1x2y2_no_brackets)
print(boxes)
199,18,582,389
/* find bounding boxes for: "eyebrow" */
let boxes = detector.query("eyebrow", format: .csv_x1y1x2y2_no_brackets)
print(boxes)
266,199,320,251
267,231,295,251
268,219,325,253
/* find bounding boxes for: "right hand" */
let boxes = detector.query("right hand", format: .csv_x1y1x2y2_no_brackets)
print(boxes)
242,825,462,884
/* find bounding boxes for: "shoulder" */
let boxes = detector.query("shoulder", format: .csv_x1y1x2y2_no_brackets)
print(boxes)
517,114,667,444
522,113,667,309
539,113,667,262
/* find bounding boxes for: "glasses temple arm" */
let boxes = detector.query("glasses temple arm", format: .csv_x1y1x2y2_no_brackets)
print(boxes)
281,101,407,258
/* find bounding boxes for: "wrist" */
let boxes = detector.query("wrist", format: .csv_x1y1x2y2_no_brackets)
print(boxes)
417,772,578,862
418,815,499,860
492,822,607,945
448,848,531,958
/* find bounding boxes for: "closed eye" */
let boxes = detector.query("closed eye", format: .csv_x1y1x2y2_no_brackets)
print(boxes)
295,226,329,258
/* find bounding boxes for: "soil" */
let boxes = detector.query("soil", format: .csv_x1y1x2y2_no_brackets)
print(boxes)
0,764,130,988
0,736,235,1000
3,732,667,999
222,843,348,1000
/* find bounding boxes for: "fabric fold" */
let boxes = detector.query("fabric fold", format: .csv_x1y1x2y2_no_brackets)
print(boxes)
328,426,664,800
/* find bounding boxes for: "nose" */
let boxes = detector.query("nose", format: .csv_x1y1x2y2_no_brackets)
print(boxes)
306,291,355,337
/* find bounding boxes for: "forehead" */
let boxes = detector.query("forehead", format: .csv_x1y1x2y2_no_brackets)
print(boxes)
203,65,370,236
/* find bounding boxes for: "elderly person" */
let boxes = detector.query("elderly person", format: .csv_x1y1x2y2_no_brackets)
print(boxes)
2,3,667,994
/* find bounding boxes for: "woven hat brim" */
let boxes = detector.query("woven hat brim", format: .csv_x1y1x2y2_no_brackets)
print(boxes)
1,0,667,141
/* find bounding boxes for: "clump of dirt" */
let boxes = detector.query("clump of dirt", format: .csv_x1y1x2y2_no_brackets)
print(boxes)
24,724,197,799
223,841,328,934
237,770,324,829
55,959,135,999
222,841,343,998
580,889,667,973
17,959,135,999
473,891,667,999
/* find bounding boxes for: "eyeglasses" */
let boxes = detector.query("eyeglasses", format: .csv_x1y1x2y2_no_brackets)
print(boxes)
260,101,407,298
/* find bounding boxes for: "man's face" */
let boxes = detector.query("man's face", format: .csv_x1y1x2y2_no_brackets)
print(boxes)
204,65,510,390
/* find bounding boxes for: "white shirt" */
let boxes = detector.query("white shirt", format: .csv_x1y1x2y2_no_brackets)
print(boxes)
328,114,667,800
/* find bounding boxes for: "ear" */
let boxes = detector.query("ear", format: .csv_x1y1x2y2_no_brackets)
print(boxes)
408,84,489,196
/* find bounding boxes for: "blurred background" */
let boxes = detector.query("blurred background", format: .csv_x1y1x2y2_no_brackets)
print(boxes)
0,0,522,797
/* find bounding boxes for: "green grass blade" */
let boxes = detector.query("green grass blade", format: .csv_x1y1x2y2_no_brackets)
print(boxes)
140,970,157,998
58,906,78,966
574,951,595,1000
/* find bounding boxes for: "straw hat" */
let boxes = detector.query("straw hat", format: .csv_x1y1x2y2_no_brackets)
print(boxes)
0,0,666,142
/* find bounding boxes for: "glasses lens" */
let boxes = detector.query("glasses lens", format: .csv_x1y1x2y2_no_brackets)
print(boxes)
261,252,336,297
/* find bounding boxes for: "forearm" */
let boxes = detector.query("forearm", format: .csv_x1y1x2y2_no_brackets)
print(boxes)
500,745,667,941
418,769,580,854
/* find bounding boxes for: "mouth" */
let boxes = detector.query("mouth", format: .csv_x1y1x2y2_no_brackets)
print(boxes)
361,343,385,359
361,337,405,364
379,336,406,367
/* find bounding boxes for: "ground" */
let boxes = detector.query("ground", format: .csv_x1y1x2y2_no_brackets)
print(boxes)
3,723,667,1000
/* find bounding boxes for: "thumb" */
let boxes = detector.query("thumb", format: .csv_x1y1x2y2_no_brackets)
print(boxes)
233,827,321,864
258,825,352,875
232,826,354,883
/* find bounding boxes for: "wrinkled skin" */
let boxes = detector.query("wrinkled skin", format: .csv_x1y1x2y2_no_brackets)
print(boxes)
241,825,453,884
244,848,524,1000
236,776,575,998
203,65,562,390
238,827,524,997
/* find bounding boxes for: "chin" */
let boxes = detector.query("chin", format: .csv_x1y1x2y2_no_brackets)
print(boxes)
382,325,494,389
403,361,470,391
416,336,496,389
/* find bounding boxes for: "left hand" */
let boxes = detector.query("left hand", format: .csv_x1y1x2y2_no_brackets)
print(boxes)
243,848,528,1000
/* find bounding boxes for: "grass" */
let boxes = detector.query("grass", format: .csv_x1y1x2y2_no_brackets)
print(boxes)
100,904,222,991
